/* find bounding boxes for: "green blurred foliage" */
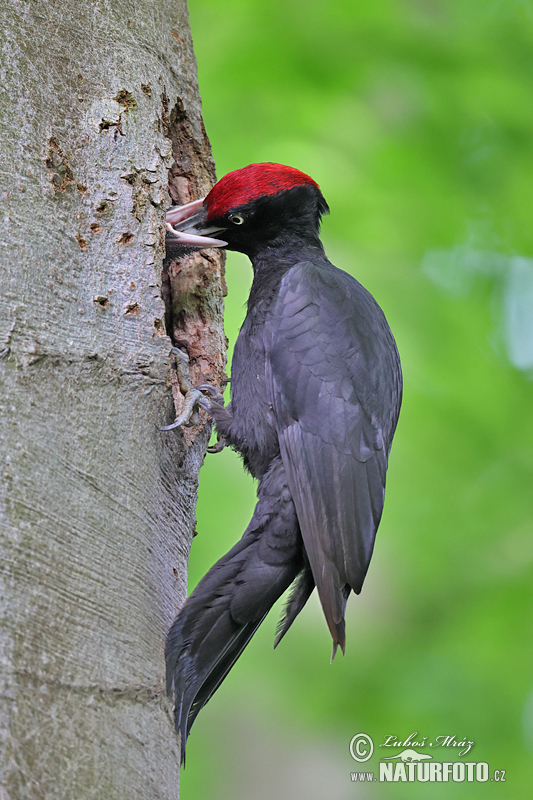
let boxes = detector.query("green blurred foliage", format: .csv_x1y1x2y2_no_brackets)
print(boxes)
180,1,533,797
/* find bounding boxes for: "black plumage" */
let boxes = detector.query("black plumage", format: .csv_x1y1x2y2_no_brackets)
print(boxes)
165,164,402,760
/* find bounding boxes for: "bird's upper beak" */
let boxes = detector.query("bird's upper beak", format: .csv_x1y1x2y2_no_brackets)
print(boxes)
166,198,228,248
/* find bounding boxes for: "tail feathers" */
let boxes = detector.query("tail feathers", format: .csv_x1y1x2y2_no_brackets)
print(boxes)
166,455,305,760
165,535,301,761
183,615,266,734
167,606,266,761
274,566,315,648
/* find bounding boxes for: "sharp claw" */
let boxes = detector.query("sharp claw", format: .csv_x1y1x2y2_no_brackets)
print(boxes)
160,349,223,432
194,383,225,405
207,436,226,454
160,388,210,431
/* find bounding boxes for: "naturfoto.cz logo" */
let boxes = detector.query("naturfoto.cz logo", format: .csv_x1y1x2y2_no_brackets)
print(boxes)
348,732,506,783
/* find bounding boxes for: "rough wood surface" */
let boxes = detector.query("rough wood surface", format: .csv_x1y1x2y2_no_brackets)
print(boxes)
0,1,225,797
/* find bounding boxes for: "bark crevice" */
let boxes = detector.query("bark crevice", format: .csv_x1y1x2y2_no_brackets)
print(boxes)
161,94,227,436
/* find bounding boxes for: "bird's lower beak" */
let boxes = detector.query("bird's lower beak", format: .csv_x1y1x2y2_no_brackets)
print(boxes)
166,198,228,248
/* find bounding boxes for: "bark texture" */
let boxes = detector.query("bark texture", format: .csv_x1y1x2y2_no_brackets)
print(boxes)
0,1,225,797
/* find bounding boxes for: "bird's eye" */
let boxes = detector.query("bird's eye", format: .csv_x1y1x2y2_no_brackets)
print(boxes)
229,214,245,225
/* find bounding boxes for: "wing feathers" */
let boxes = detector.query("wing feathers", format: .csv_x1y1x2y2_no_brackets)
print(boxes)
266,261,401,645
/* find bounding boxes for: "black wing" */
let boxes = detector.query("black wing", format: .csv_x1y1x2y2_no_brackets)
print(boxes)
265,260,402,653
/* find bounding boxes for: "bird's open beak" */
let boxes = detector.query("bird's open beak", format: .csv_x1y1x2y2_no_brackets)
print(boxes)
166,198,228,248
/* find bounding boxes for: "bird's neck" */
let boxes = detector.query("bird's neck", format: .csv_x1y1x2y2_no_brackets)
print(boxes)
246,237,326,312
249,234,325,273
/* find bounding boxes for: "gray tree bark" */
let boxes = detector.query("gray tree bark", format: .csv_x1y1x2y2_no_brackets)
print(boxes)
0,1,225,798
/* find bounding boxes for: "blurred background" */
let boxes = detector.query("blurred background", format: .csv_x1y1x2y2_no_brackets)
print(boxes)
181,1,533,797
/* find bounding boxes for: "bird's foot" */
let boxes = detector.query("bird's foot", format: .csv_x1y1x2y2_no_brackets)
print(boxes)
207,436,226,454
195,384,227,453
161,348,211,431
160,349,225,443
194,383,225,406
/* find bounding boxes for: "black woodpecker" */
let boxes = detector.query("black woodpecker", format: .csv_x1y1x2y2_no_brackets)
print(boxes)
164,163,402,760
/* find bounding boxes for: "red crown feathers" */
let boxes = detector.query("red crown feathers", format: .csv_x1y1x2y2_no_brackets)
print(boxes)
205,163,320,222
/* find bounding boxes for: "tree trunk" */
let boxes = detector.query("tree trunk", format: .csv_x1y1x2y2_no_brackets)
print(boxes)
0,1,225,797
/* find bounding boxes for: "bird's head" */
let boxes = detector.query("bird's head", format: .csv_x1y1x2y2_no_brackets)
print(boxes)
166,163,329,256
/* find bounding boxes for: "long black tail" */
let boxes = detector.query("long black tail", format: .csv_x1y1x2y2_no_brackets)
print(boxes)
165,458,308,761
